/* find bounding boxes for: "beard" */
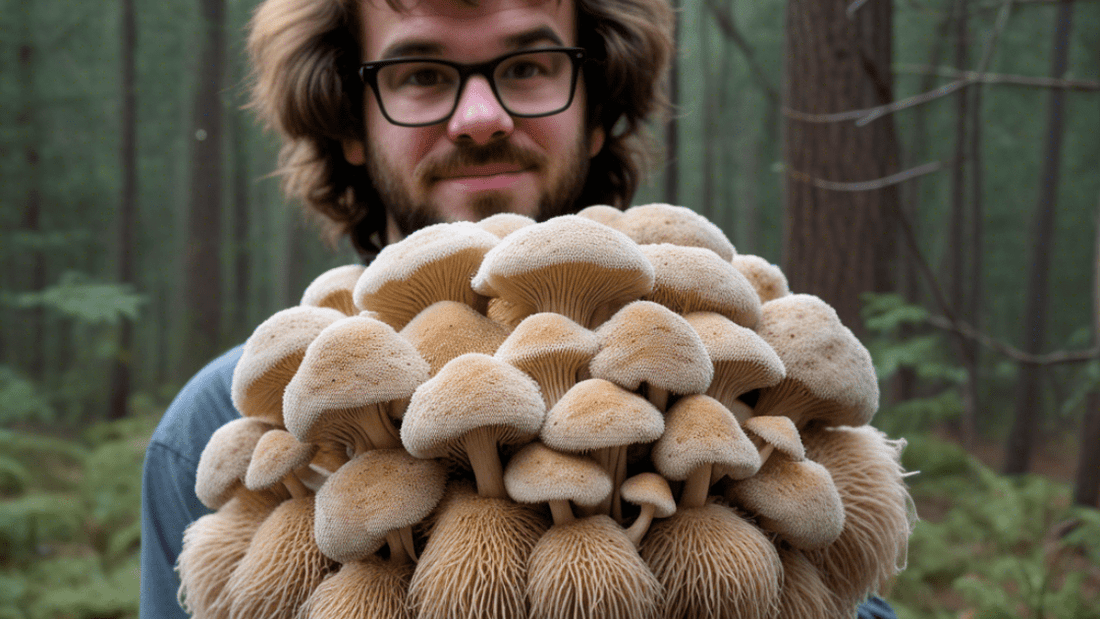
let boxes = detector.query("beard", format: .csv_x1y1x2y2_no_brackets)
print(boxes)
366,134,591,239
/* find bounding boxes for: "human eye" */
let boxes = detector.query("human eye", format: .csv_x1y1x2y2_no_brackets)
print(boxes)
385,62,455,90
499,53,559,81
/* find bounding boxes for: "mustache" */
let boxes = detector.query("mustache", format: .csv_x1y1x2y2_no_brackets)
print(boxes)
421,142,546,181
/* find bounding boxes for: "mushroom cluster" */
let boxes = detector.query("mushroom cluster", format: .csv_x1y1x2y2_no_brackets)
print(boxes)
178,204,914,619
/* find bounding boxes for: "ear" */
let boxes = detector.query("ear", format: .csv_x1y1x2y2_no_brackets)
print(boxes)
587,125,605,159
342,140,366,166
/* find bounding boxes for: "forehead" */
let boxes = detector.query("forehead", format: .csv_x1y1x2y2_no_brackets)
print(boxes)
360,0,576,60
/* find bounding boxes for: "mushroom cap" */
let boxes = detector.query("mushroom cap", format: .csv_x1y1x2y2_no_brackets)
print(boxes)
504,442,612,508
195,417,277,510
314,449,446,563
754,294,879,428
299,264,366,315
471,215,655,328
476,212,536,238
725,457,844,550
495,312,598,407
614,203,736,261
641,243,761,328
575,203,624,227
283,315,429,445
401,353,546,460
685,311,786,407
401,300,510,376
651,394,760,481
620,472,676,518
353,221,499,329
743,415,804,461
589,300,713,395
231,306,345,426
245,429,318,491
540,378,664,452
730,254,789,303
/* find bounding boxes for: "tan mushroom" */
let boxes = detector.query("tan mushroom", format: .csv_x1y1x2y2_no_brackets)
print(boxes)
614,203,736,260
640,243,761,328
575,203,624,227
299,264,366,315
775,545,851,619
245,428,317,500
195,417,278,510
495,313,599,408
401,300,510,376
620,472,676,546
731,254,789,303
402,353,545,499
476,212,535,238
684,311,785,414
743,414,804,466
471,215,654,329
231,306,345,426
504,442,612,525
353,221,499,329
295,556,414,619
753,294,880,429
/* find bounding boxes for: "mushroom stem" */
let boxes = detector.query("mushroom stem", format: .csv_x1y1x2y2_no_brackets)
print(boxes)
365,405,402,450
610,445,628,522
386,530,411,565
647,384,669,412
680,463,713,509
463,428,506,499
624,503,656,547
400,526,419,563
282,473,310,500
548,499,575,525
758,443,776,468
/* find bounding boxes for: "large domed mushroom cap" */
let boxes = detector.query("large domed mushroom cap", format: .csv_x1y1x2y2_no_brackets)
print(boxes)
300,264,366,315
754,294,880,429
353,221,499,329
575,203,625,227
684,311,785,410
614,203,736,261
476,212,535,238
471,215,655,328
541,379,664,453
731,254,789,303
401,300,510,376
495,313,598,408
641,244,761,328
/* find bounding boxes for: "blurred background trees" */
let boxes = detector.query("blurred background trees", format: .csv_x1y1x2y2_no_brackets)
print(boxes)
0,0,1097,616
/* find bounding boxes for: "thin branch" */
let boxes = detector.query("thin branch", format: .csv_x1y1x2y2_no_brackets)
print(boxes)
703,0,780,104
895,65,1100,91
925,316,1100,365
783,79,970,125
786,161,944,192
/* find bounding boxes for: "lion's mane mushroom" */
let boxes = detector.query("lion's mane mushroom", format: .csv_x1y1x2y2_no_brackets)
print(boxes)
471,215,655,329
231,306,345,427
802,426,914,607
620,472,676,546
495,312,599,409
245,429,317,500
754,294,880,429
300,264,366,315
408,481,549,619
296,556,414,619
775,546,850,619
640,243,761,328
505,442,613,525
640,502,782,619
684,311,785,415
401,300,510,376
476,212,536,238
195,418,279,510
284,315,429,453
575,203,625,227
730,254,789,303
589,300,713,411
402,353,545,499
353,221,499,329
613,203,736,261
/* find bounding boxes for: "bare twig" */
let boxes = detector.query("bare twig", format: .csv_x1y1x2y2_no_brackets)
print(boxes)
925,316,1100,365
783,79,970,125
786,161,944,192
703,0,781,104
895,65,1100,91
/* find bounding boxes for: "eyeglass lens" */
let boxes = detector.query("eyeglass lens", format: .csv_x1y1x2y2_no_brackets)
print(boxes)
375,50,574,126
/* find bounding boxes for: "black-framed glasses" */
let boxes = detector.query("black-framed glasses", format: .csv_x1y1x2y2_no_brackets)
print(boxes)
359,47,587,127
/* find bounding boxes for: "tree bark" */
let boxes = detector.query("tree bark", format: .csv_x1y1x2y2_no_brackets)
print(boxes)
17,19,46,381
1072,193,1100,507
1002,0,1074,476
183,0,226,374
701,4,716,220
663,0,680,205
231,87,251,337
781,0,900,335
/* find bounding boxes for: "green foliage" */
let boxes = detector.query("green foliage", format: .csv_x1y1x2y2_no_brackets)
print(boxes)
4,272,145,326
0,368,53,426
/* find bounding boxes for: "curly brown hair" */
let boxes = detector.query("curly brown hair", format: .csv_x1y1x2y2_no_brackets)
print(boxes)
247,0,673,254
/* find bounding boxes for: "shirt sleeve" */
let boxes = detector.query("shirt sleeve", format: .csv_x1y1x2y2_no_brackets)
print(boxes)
857,596,898,619
140,346,243,619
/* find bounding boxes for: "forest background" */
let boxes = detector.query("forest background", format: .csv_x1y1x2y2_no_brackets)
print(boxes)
1,0,1098,617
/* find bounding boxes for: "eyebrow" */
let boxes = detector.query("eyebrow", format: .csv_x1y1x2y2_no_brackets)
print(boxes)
379,25,565,60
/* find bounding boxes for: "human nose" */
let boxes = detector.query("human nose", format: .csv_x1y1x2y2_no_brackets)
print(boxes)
447,75,514,145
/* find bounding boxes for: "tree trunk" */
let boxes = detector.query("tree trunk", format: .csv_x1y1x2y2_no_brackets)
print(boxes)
231,89,251,337
781,0,900,335
1072,193,1100,507
663,0,680,205
701,5,716,220
1002,0,1074,476
108,0,138,421
183,0,226,374
17,22,46,381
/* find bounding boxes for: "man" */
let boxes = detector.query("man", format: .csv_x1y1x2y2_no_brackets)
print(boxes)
140,1,896,617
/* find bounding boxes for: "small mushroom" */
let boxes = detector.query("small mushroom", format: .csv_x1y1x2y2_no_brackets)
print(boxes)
743,414,804,466
495,313,599,408
613,203,736,260
299,264,366,315
684,311,785,414
504,442,612,525
401,300,510,376
640,243,761,328
730,254,789,303
245,428,317,500
620,473,676,546
476,212,536,238
195,417,278,510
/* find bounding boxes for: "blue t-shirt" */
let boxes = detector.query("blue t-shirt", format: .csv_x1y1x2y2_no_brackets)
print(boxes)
139,345,897,619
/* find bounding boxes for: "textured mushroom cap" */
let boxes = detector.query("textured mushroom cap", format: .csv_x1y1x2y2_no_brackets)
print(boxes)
641,244,761,328
314,449,446,563
590,301,713,394
495,313,598,407
297,556,414,619
620,472,676,518
401,353,546,460
245,429,318,491
471,215,655,328
401,301,510,375
476,212,536,238
195,417,276,509
541,378,664,452
283,315,429,444
504,442,612,507
754,295,879,428
685,311,785,407
615,203,736,261
353,221,499,329
300,264,366,315
731,255,789,303
575,203,624,226
231,306,345,426
527,515,662,619
651,395,760,481
743,415,805,461
725,457,844,550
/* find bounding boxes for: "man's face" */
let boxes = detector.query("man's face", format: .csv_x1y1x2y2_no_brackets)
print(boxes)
347,0,605,240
